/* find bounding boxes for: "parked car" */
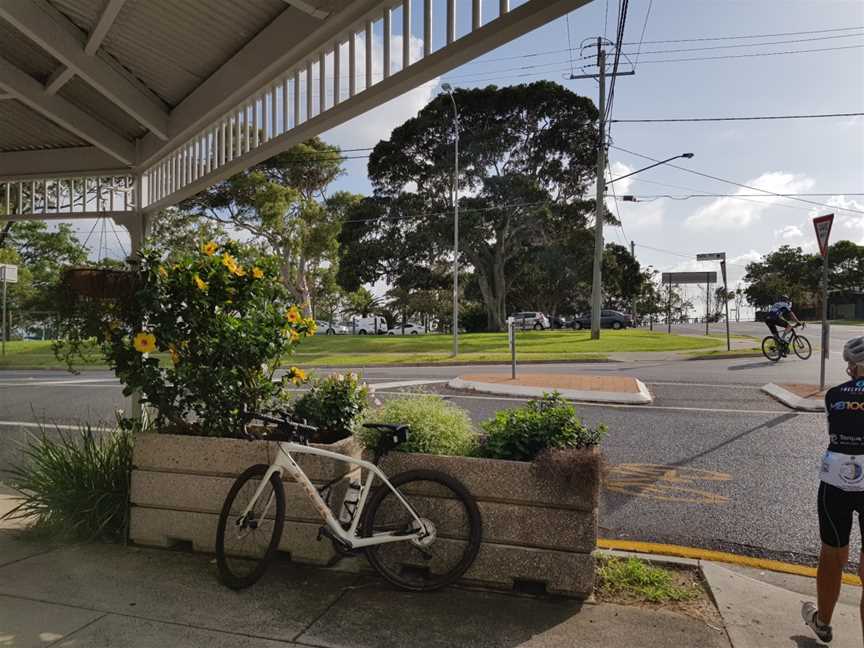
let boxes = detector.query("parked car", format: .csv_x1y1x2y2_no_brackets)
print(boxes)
348,316,388,335
548,315,568,330
316,320,350,335
508,311,551,330
569,310,633,330
386,322,426,336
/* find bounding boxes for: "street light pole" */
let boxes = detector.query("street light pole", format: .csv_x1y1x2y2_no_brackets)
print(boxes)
589,45,606,341
441,83,460,356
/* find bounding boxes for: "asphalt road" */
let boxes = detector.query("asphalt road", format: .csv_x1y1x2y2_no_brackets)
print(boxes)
2,326,863,565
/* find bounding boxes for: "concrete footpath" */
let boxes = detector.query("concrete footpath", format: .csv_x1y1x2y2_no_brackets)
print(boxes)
1,525,861,647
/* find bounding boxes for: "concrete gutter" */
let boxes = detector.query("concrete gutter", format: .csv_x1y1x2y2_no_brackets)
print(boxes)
762,383,825,412
449,376,653,405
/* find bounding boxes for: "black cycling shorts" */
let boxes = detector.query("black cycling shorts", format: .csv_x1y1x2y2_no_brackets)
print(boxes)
818,481,864,547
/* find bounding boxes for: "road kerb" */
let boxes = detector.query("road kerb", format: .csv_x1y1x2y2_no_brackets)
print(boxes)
598,538,861,587
762,383,825,412
448,375,653,405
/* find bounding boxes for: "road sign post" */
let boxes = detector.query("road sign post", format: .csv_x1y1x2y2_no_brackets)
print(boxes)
697,253,730,351
507,317,516,379
0,264,18,357
813,214,834,390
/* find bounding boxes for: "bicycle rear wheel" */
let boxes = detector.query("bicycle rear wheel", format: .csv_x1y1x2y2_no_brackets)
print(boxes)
215,464,285,590
762,336,782,362
362,469,481,592
793,335,812,360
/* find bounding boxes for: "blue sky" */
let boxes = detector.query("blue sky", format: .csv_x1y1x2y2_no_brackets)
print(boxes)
321,0,864,311
81,0,863,312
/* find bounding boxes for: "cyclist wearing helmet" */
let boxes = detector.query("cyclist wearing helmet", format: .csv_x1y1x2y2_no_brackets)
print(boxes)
764,296,801,356
801,336,864,644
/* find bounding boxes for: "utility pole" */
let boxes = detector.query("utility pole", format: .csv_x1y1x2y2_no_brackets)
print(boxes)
631,240,637,325
590,40,606,340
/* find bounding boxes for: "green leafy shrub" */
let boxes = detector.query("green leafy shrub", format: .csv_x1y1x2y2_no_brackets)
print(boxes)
597,556,699,603
2,424,132,541
478,392,605,461
359,394,477,456
54,241,315,437
292,372,370,444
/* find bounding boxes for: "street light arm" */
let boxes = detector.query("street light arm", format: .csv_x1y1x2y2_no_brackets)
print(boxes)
607,153,694,186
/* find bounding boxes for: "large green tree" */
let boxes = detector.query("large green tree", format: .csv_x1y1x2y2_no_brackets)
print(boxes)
182,137,348,315
743,245,819,308
342,81,600,331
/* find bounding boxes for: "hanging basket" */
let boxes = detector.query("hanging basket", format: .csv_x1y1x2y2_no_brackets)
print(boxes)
62,267,140,300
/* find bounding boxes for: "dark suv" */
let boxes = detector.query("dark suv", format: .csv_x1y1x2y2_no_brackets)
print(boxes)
569,310,633,330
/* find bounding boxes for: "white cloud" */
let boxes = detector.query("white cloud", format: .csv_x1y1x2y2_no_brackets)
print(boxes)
684,172,815,231
605,161,665,230
775,224,803,240
808,196,864,244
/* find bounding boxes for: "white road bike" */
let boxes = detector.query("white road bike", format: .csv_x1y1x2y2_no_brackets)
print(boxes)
215,411,482,592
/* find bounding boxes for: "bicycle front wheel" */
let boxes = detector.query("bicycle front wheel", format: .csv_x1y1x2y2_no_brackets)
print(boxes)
762,336,782,362
215,464,285,590
793,335,812,360
362,469,481,592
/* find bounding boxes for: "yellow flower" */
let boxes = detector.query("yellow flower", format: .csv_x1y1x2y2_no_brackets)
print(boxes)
288,366,307,385
158,266,168,278
202,241,218,256
286,306,301,324
305,318,318,335
133,332,156,354
222,252,238,271
233,264,246,277
194,274,208,291
252,267,264,279
289,328,300,343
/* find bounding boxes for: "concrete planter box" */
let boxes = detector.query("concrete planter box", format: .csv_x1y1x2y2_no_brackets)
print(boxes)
376,448,600,598
129,433,361,565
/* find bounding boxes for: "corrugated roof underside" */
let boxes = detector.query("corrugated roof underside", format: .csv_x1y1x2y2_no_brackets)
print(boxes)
49,0,101,34
90,0,287,107
0,20,61,83
59,76,147,140
0,100,87,152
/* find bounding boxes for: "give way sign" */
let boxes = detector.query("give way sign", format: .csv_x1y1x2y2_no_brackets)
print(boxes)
813,214,834,258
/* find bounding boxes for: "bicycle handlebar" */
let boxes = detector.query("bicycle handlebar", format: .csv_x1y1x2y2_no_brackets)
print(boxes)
240,407,318,443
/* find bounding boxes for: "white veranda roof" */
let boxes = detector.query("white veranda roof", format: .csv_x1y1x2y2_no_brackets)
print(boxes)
0,0,588,224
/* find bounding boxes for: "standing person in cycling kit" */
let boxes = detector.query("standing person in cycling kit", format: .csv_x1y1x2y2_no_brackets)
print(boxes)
764,296,802,355
801,336,864,644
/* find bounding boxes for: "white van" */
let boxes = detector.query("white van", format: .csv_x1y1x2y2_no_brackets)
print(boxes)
347,316,388,335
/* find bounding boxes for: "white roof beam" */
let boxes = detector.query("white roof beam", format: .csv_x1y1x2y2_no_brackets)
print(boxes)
0,55,135,165
44,66,75,95
0,147,129,179
281,1,330,19
0,92,13,100
85,0,127,55
0,0,168,140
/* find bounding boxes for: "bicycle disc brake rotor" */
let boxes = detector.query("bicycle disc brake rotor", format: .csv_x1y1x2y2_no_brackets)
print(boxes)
410,518,437,548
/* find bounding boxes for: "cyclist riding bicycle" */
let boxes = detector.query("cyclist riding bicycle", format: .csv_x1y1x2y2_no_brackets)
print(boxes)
764,296,802,356
801,336,864,644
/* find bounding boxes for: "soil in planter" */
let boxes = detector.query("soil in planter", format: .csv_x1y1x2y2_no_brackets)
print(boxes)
595,557,724,628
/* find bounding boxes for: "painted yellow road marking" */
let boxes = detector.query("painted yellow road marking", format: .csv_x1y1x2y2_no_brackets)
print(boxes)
598,538,862,587
606,464,731,504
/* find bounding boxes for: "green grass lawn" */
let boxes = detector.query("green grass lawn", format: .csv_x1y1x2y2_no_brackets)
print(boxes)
831,320,864,327
0,329,723,370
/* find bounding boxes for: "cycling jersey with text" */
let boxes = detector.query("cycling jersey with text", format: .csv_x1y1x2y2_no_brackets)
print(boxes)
820,379,864,491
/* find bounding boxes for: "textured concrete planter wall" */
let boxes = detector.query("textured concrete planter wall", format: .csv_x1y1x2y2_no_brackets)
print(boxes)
377,449,600,598
129,433,361,565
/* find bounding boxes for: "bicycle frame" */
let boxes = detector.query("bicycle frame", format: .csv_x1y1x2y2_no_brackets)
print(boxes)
238,441,428,549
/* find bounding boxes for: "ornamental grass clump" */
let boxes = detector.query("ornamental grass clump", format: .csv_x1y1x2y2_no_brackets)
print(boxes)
477,392,606,462
54,241,315,437
359,394,478,456
2,424,132,542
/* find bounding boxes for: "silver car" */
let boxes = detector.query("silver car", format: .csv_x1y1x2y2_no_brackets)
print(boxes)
509,311,551,330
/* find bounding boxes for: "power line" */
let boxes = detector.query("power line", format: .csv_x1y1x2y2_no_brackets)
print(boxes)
627,192,864,200
610,144,864,215
612,31,864,57
633,0,654,70
617,43,864,65
565,13,576,77
611,111,864,123
606,158,628,244
621,25,864,46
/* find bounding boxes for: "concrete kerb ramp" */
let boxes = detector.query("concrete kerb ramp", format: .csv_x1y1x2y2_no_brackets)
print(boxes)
449,373,653,405
762,383,825,412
